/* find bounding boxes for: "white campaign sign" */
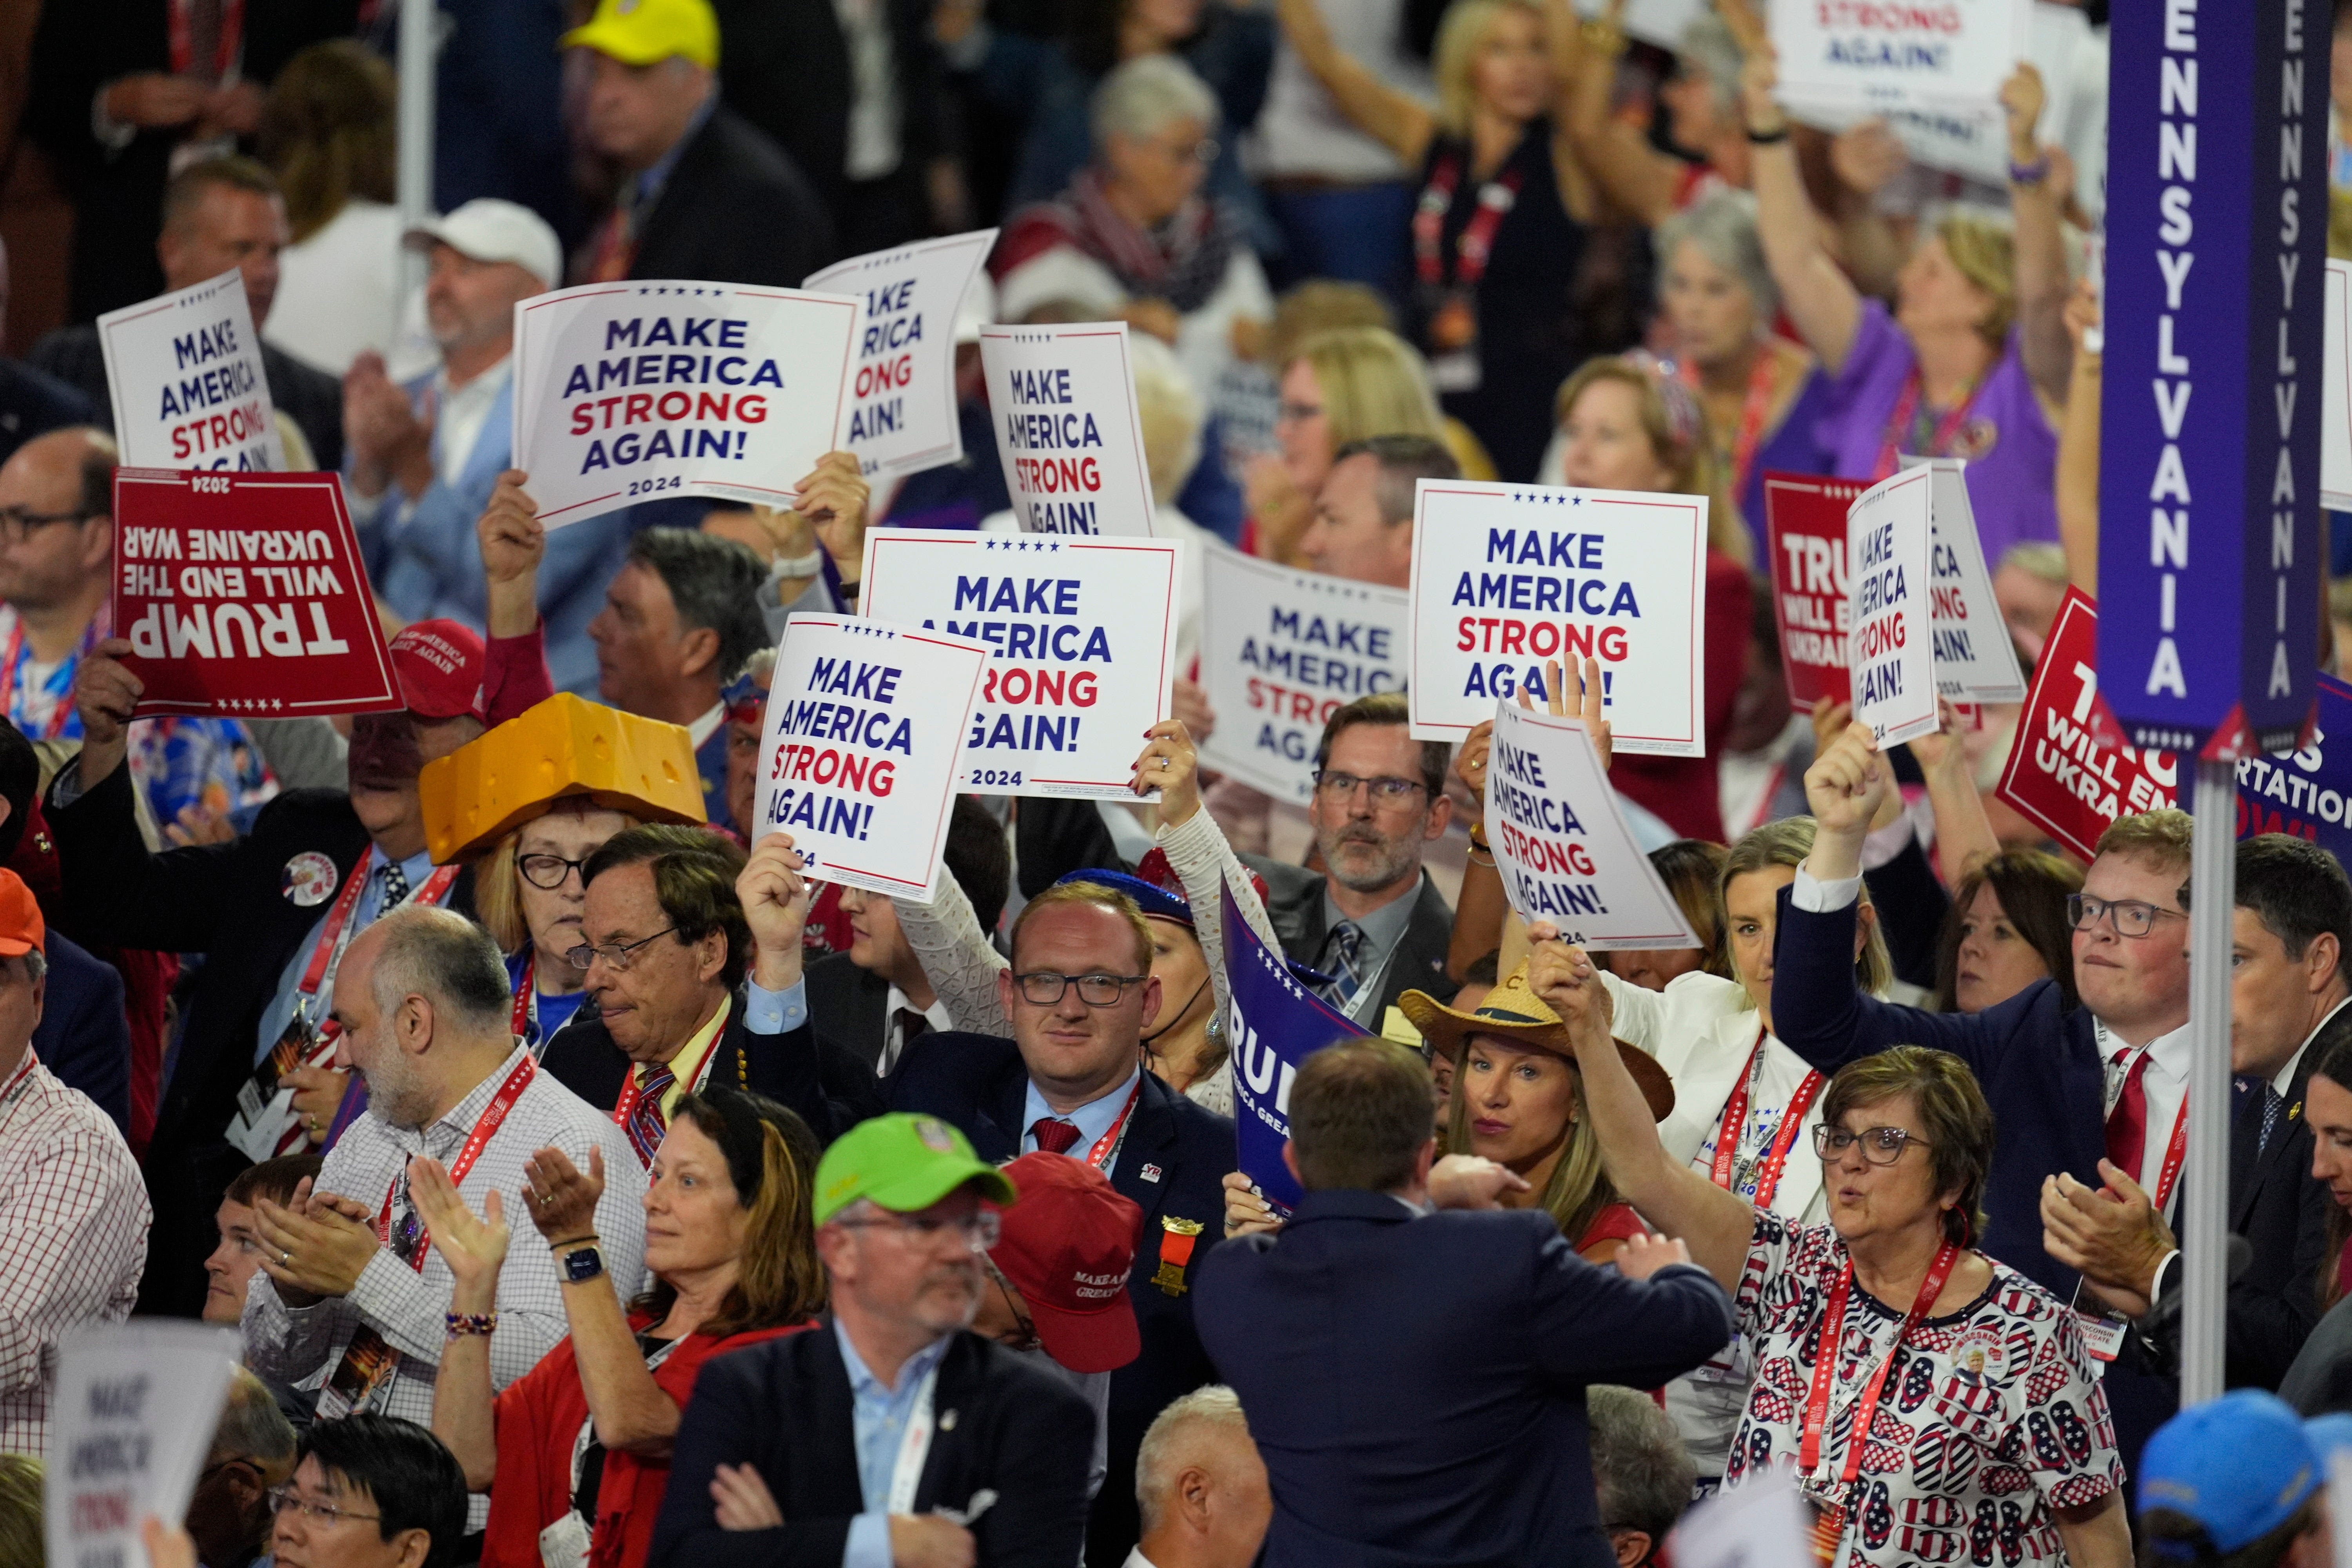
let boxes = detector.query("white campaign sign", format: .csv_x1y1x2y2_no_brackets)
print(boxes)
1774,0,2032,112
1847,466,1938,748
1487,702,1701,949
859,528,1180,798
46,1322,241,1568
512,279,862,528
804,229,998,482
2324,259,2352,512
1196,540,1410,804
978,323,1157,536
97,268,284,472
1406,480,1708,755
1670,1473,1815,1568
1909,457,2026,701
755,613,988,896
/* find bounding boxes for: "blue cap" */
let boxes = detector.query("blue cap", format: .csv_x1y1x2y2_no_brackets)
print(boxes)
2305,1413,2352,1461
1056,867,1194,928
2139,1391,2320,1552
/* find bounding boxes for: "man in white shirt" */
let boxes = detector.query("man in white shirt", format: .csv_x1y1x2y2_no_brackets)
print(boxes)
346,199,629,699
1120,1386,1269,1568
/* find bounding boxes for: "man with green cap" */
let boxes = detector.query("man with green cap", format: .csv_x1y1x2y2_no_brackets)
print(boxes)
648,1112,1096,1568
563,0,832,287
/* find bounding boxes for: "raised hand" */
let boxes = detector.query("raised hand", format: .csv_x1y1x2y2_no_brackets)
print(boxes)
406,1155,510,1310
739,832,813,989
73,637,143,786
791,452,870,578
521,1146,605,1245
477,472,546,639
1132,719,1201,825
1802,719,1890,842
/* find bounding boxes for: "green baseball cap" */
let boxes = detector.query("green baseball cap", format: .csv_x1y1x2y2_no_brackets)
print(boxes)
815,1114,1017,1225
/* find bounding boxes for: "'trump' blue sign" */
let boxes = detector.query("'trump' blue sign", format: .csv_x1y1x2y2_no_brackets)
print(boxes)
1222,894,1356,1217
2097,0,2327,755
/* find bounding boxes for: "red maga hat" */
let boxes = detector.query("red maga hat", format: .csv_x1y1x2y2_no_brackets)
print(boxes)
387,620,487,722
989,1153,1143,1374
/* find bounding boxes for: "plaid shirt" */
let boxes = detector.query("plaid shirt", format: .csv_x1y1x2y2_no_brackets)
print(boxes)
0,1049,151,1457
242,1045,646,1520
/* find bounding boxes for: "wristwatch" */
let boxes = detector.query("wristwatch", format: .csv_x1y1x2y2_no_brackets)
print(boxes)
560,1245,605,1285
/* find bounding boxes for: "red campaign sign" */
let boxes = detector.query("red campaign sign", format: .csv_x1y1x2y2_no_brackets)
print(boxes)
1994,588,2178,861
1762,472,1864,708
111,469,402,719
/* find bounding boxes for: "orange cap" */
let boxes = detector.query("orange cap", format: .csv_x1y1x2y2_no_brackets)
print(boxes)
0,869,45,956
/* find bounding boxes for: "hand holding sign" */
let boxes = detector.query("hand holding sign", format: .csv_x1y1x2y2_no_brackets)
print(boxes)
478,471,546,638
740,831,817,991
1515,654,1613,770
71,637,143,786
1132,718,1203,825
1804,720,1893,878
792,450,870,584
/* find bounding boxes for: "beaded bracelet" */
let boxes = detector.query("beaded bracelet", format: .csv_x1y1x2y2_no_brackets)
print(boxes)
445,1312,497,1339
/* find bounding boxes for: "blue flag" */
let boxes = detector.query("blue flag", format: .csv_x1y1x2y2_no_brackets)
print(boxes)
1222,892,1357,1217
2236,673,2352,857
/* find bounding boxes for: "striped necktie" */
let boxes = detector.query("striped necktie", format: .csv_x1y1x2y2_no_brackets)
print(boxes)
625,1061,675,1167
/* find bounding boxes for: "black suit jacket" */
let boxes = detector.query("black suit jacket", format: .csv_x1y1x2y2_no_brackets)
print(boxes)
624,107,837,287
23,0,357,321
45,764,474,1316
1196,1193,1734,1568
27,324,345,474
648,1323,1093,1568
886,1031,1235,1565
806,951,892,1074
1241,856,1460,1026
36,931,134,1138
539,991,884,1145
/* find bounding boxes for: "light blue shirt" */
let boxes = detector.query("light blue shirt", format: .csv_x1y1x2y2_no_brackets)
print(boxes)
742,978,813,1037
838,1320,955,1568
252,846,438,1066
1022,1066,1141,1158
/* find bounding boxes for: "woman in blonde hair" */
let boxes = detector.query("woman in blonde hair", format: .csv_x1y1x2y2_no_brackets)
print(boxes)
257,41,406,377
1744,46,2073,561
474,799,643,1051
1546,351,1751,842
1273,0,1638,483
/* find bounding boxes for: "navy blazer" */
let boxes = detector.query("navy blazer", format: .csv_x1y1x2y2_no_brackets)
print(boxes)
648,1323,1094,1568
1196,1192,1734,1568
887,1030,1234,1565
36,931,131,1137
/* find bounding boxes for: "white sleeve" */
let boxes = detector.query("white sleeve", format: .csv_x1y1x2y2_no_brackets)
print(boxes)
1156,807,1281,1040
1789,865,1865,913
891,875,1013,1036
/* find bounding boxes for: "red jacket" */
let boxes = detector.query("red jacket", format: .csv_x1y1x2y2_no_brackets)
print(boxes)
482,1315,808,1568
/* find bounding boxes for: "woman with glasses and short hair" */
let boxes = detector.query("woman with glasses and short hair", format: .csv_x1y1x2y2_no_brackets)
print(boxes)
1534,933,2133,1568
474,799,644,1052
415,1087,825,1568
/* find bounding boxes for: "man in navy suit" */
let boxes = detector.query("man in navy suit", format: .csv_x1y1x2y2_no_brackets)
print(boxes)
1773,720,2198,1475
742,846,1234,1568
1196,1037,1732,1568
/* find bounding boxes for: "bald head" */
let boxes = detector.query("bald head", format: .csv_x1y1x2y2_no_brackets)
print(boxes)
0,428,116,613
330,907,517,1129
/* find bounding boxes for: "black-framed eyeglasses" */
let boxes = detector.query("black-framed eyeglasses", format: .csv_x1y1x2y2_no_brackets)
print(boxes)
2065,893,2185,939
267,1485,382,1527
1012,971,1146,1007
1312,770,1429,804
984,1255,1042,1352
835,1208,1002,1251
1812,1125,1932,1165
518,853,593,891
565,927,678,972
0,505,94,545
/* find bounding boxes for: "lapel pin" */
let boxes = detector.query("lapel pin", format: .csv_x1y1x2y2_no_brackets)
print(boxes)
1140,1163,1163,1183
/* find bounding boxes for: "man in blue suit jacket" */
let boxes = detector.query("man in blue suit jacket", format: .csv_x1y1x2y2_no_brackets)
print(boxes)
1773,721,2195,1475
1196,1037,1733,1568
346,200,628,697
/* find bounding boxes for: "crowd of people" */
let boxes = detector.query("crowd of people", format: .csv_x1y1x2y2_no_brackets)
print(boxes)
6,0,2352,1563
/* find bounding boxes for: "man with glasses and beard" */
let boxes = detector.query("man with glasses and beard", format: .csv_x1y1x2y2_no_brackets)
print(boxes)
650,1112,1095,1568
241,907,642,1533
1245,691,1460,1029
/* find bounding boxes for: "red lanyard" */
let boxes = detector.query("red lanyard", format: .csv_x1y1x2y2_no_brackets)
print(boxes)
166,0,245,80
375,1052,537,1268
512,950,537,1044
1083,1078,1145,1171
1799,1239,1961,1477
1871,367,1981,480
1682,350,1779,505
1709,1028,1826,1210
1412,150,1523,290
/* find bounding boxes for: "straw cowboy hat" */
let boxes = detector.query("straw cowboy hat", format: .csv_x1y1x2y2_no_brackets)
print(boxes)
1399,960,1675,1122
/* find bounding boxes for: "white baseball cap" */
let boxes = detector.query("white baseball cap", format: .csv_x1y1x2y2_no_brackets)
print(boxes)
405,199,564,292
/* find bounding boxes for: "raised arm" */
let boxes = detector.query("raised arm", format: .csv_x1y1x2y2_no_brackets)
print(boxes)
1908,702,2001,887
1140,720,1278,1032
1741,47,1863,373
892,860,1014,1036
1448,721,1511,980
412,1156,510,1490
2001,65,2073,407
1557,0,1681,226
2056,280,2102,594
1274,0,1436,168
1527,927,1754,1289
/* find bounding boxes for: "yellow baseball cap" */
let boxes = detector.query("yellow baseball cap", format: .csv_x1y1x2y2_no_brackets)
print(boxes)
561,0,720,69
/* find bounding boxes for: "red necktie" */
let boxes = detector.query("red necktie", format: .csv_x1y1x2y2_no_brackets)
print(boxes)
2105,1049,2149,1178
1031,1117,1081,1155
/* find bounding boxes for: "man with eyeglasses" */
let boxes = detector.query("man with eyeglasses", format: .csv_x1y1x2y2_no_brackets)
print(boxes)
1244,691,1460,1029
651,1112,1096,1567
241,907,642,1519
265,1413,469,1568
740,836,1234,1566
1776,719,2196,1476
537,823,881,1157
